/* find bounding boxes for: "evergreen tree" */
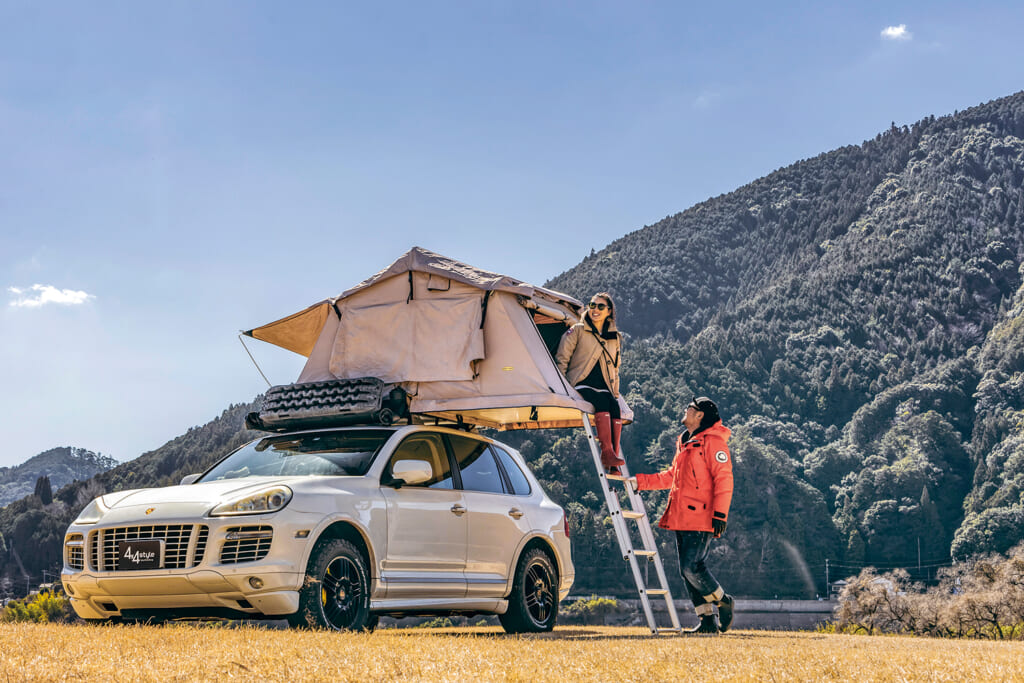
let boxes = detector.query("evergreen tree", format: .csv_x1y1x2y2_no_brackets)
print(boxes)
32,476,52,506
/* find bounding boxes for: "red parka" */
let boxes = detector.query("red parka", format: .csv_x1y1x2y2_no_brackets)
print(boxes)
635,421,733,532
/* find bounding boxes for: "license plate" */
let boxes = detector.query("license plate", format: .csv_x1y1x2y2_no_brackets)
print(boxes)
117,539,163,570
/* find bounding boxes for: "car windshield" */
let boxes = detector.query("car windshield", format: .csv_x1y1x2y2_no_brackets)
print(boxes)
199,430,393,481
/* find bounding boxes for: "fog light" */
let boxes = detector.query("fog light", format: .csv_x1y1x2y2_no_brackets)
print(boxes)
248,576,264,589
64,584,75,596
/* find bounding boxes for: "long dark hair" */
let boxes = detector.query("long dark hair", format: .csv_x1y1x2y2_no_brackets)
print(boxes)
585,291,617,337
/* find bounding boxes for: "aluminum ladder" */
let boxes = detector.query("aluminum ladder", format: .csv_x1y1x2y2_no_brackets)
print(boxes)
581,417,682,634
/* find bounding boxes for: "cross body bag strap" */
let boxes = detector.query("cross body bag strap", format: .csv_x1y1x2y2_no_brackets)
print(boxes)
586,328,620,369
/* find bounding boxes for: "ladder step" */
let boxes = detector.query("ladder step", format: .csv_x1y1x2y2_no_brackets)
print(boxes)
583,419,681,635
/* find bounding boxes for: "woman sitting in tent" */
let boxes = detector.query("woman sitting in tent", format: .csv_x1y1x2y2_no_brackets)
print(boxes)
555,292,625,473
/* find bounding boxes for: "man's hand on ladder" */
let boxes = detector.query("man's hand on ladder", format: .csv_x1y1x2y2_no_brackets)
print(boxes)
626,476,639,493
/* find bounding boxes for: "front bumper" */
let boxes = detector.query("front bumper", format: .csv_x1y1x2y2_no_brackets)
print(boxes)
61,511,322,620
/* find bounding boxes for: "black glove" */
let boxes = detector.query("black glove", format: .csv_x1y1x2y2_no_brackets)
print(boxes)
712,512,727,537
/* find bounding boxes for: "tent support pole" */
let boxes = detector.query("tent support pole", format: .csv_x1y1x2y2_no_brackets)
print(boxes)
238,334,273,388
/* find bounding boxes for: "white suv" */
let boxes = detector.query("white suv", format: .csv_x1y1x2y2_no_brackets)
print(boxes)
61,425,573,632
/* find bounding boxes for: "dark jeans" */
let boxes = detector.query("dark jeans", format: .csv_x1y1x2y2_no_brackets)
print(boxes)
576,386,620,419
675,530,722,609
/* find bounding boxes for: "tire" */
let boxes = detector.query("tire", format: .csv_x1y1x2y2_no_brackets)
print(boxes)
287,538,373,631
499,547,559,633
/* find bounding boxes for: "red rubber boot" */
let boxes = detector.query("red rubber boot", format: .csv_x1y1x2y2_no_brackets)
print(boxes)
595,412,621,472
611,418,625,466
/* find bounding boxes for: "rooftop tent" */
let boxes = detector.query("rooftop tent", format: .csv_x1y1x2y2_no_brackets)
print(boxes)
244,246,631,430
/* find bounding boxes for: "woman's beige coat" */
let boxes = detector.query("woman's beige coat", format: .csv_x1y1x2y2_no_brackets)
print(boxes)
555,318,621,397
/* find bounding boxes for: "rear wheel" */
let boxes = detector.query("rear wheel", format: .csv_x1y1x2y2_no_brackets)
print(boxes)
288,538,373,631
499,547,558,633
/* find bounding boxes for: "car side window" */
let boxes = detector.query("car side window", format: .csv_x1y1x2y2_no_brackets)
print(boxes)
449,435,504,494
491,446,531,496
385,433,454,489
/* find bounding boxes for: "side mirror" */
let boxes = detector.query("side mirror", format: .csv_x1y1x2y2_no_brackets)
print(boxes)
387,460,433,488
180,473,201,486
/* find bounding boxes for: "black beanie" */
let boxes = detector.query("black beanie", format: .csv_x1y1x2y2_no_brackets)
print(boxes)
691,396,720,431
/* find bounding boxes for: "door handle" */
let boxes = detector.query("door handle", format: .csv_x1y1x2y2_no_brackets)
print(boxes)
451,504,467,516
508,508,524,519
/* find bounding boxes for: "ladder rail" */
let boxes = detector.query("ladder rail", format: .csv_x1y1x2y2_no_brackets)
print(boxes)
581,416,681,634
622,476,681,630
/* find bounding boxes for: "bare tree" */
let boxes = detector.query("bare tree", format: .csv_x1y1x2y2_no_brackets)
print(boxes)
833,544,1024,639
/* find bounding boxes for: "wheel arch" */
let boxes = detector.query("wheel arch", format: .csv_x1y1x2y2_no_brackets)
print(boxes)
308,520,376,580
514,535,561,582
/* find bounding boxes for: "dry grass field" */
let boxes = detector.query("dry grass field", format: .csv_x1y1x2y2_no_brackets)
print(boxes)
1,623,1022,682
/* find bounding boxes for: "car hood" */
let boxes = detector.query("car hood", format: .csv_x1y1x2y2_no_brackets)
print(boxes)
86,477,312,525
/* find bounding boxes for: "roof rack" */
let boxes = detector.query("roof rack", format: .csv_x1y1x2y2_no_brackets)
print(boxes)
245,378,411,432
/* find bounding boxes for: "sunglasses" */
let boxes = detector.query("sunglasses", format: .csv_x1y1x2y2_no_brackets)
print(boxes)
588,302,608,311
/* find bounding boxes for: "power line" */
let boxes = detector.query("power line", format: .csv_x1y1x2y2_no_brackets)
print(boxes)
828,560,954,570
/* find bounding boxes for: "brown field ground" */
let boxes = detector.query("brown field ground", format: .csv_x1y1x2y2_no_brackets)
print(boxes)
1,623,1022,682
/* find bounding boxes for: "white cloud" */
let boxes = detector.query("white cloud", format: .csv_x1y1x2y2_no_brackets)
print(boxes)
8,284,95,308
693,91,720,110
881,24,912,41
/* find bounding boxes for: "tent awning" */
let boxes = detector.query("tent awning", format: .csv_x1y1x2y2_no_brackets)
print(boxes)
244,301,332,358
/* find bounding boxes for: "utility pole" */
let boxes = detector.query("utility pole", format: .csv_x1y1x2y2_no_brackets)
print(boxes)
825,558,830,598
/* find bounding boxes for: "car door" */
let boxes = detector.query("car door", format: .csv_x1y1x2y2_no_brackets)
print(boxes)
379,432,467,599
448,435,533,598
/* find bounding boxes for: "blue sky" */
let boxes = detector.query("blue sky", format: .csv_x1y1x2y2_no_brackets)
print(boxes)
2,2,1023,468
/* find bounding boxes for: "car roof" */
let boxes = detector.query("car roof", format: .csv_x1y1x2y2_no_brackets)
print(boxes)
255,423,496,443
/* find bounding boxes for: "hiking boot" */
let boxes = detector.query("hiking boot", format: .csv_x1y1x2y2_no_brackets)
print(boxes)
717,593,735,633
686,614,719,635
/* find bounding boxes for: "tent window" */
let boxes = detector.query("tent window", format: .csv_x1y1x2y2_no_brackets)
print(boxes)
533,314,570,360
427,274,451,291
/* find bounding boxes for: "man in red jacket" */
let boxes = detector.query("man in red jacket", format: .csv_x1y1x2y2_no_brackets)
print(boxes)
631,396,735,634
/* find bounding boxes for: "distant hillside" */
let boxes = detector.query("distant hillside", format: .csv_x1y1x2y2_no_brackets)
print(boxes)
0,402,260,585
0,447,118,507
3,91,1024,600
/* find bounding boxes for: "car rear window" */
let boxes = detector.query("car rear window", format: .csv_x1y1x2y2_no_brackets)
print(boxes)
200,430,392,481
491,445,532,496
450,437,504,494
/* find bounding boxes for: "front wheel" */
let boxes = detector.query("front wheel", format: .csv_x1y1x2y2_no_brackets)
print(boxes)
288,538,373,631
499,547,558,633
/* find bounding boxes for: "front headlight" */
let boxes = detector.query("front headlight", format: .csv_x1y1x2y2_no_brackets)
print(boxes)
210,486,292,516
74,497,108,525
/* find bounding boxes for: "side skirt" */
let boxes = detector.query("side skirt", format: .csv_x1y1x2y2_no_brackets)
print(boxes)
370,598,508,616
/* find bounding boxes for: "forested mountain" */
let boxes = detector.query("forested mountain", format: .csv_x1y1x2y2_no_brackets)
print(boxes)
2,91,1024,600
535,90,1024,595
0,448,118,507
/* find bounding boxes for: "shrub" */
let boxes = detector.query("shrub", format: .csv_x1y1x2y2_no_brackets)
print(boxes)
561,596,621,625
412,617,455,629
1,591,76,624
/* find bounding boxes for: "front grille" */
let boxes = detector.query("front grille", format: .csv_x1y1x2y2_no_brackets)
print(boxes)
220,525,273,564
88,524,209,571
195,526,209,561
65,534,85,570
